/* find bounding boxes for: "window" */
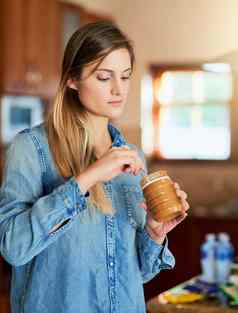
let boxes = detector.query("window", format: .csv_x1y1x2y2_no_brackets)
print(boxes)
141,64,233,160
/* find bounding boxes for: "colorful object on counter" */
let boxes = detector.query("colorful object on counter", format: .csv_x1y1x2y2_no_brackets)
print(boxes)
220,284,238,306
158,275,238,307
230,261,238,286
160,291,204,304
158,283,204,305
140,170,183,222
189,277,238,307
184,277,219,296
231,260,238,275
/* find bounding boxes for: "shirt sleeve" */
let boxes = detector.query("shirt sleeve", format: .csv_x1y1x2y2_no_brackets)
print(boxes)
135,147,175,283
136,228,175,283
0,132,89,266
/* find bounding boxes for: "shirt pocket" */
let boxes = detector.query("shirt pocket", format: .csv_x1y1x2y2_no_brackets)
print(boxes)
121,184,146,230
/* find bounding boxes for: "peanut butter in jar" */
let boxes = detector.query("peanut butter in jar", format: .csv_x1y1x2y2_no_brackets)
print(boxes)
140,170,183,223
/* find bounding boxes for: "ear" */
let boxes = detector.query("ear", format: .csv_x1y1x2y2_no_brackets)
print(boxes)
67,78,78,91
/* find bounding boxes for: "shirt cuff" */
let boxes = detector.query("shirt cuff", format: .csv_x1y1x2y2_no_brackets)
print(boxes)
56,176,89,217
138,228,175,269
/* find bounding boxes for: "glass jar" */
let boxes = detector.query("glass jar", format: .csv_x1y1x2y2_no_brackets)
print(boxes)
140,170,183,222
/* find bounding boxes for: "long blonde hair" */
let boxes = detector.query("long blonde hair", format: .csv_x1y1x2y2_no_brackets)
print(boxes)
45,21,135,215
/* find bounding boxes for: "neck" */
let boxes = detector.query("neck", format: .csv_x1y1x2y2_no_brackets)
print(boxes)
88,115,112,158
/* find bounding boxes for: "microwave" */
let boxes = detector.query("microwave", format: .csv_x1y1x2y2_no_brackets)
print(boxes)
0,95,44,144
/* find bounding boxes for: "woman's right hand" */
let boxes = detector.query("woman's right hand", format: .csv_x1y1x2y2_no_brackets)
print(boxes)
93,145,145,182
76,146,146,192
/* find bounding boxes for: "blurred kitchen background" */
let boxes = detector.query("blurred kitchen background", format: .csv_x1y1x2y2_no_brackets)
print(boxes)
1,0,238,312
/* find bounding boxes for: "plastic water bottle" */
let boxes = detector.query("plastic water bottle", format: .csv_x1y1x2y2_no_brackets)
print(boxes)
216,232,234,284
200,233,217,283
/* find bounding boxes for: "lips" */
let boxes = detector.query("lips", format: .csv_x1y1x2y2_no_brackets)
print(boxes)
108,100,123,107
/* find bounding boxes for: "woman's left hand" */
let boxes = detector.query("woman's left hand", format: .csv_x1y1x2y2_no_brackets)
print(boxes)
140,182,190,245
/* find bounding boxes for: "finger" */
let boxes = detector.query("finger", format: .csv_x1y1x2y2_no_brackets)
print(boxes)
127,157,145,175
181,200,190,211
109,146,122,151
120,155,137,166
122,164,135,174
129,156,138,174
122,147,146,172
134,160,145,175
176,190,188,200
130,158,139,174
124,166,132,173
146,210,162,227
134,155,146,173
118,149,142,164
176,213,188,223
109,145,131,153
111,148,144,174
174,182,180,190
123,149,145,171
139,202,147,210
175,212,187,223
110,146,139,164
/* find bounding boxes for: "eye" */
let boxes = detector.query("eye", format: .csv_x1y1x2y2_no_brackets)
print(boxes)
121,72,132,80
97,75,110,81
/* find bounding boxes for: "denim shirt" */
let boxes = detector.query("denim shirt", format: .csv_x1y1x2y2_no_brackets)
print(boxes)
0,122,175,313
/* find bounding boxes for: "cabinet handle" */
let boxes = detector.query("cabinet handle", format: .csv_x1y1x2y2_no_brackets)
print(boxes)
13,81,25,91
25,64,43,85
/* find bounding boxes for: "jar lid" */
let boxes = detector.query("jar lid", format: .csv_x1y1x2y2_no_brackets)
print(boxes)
140,170,169,189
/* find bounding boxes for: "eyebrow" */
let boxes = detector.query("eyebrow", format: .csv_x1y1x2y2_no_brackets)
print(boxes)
96,68,132,73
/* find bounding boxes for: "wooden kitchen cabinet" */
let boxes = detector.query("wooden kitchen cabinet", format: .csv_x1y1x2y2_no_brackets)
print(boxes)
0,0,60,98
24,0,60,97
0,0,112,98
57,2,113,65
0,0,26,94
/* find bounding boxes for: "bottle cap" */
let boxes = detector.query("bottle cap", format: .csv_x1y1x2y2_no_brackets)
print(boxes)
218,232,230,241
205,233,216,241
140,170,169,190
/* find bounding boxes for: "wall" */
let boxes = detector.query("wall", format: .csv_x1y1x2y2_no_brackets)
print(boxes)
61,0,121,15
117,0,238,62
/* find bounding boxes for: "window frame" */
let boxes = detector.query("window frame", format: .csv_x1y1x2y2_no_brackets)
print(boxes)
145,63,234,164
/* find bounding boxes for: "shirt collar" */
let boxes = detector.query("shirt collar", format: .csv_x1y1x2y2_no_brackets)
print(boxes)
108,122,127,147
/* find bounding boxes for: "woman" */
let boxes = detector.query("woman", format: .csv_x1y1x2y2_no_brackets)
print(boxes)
0,21,189,313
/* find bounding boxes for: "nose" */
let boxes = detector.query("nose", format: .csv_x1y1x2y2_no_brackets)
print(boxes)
111,77,122,96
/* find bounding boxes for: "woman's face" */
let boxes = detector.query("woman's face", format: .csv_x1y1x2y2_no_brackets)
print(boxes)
76,48,132,120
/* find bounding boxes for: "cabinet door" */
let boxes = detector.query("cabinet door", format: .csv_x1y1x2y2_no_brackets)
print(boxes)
0,1,112,97
57,2,113,71
0,0,26,93
25,0,60,98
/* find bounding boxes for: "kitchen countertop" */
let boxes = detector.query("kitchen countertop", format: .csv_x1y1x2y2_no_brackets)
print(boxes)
146,276,238,313
146,297,238,313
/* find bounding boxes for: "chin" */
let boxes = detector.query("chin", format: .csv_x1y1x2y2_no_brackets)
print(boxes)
107,111,124,120
102,107,124,120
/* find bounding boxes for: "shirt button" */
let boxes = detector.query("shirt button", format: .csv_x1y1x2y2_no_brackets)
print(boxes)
109,262,114,267
64,198,71,207
72,211,77,217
